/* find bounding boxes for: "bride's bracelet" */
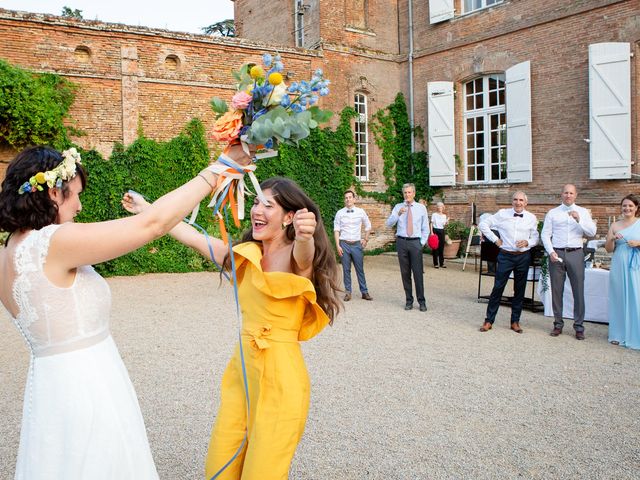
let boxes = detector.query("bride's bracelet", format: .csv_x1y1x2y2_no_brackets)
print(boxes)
197,172,215,191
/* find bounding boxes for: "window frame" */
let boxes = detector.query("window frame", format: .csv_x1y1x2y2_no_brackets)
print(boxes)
462,0,504,14
463,74,507,185
354,93,369,181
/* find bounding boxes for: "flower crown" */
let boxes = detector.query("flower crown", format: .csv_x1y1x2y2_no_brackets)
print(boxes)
210,53,332,152
18,148,82,195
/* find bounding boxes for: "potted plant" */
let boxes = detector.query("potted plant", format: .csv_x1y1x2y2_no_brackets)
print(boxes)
443,220,469,259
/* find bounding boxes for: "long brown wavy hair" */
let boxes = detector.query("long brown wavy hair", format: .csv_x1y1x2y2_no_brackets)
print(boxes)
224,177,342,323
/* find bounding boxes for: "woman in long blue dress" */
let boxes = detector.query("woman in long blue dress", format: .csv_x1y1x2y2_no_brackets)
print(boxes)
605,194,640,349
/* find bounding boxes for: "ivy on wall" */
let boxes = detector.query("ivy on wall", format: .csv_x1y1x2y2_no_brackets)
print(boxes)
0,60,78,149
360,92,437,206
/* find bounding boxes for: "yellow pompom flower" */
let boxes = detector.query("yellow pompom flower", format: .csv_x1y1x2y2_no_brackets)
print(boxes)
34,172,46,184
268,72,283,85
249,65,265,79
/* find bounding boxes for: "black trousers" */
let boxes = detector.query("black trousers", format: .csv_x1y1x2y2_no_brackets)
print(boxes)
485,250,531,324
431,228,445,266
396,237,425,305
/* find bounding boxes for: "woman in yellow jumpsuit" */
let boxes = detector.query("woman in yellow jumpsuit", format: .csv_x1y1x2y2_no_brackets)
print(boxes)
123,169,341,480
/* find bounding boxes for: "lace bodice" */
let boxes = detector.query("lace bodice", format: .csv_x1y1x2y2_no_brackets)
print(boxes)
11,224,111,357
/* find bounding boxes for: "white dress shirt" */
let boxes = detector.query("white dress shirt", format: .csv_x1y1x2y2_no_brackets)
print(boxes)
334,206,371,242
431,212,448,229
479,208,539,252
541,204,597,254
386,202,430,245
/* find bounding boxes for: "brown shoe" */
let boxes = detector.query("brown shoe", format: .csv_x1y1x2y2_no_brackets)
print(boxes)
550,327,562,337
575,331,585,340
344,293,351,301
479,322,492,332
510,322,523,334
361,293,373,301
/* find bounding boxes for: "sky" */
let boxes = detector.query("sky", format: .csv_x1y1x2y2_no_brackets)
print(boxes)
0,0,234,34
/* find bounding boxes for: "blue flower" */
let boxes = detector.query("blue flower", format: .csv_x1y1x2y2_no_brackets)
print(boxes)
314,68,323,77
262,54,273,67
291,103,304,113
319,87,330,97
264,139,274,149
280,95,292,107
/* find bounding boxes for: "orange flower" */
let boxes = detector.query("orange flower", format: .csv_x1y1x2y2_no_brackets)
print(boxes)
211,110,243,142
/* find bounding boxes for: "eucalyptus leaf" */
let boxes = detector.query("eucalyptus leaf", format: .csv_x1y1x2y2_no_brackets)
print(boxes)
210,97,228,116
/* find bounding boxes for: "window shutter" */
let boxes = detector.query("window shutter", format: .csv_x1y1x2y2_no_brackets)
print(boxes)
506,61,532,183
428,81,455,186
429,0,454,24
589,42,631,180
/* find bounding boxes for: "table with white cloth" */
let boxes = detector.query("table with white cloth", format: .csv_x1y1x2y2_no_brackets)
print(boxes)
537,268,609,324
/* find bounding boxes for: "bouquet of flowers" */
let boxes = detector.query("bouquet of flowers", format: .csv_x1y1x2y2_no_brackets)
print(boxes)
209,53,332,154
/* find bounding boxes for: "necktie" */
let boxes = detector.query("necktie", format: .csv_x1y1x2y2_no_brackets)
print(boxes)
406,203,413,236
513,213,523,218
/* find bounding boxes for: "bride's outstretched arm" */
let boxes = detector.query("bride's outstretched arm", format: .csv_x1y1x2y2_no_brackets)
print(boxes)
122,191,228,265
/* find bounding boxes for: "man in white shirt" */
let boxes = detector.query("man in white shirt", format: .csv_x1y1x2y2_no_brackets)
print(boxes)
334,190,373,302
541,184,597,340
386,183,430,312
479,191,539,334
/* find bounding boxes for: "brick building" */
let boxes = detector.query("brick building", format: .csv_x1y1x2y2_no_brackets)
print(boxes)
1,1,639,245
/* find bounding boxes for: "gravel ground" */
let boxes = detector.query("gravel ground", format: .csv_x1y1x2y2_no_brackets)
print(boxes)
1,254,639,479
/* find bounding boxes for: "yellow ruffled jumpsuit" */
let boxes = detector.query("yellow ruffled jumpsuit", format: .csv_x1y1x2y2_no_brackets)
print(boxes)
205,242,330,480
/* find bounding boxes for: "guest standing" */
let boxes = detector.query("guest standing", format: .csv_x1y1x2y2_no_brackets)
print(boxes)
605,194,640,349
478,191,539,334
386,183,429,311
334,190,373,301
430,202,448,269
541,184,596,340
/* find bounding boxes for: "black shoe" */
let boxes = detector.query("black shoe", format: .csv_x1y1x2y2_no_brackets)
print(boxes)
404,303,413,310
419,303,427,312
441,265,447,269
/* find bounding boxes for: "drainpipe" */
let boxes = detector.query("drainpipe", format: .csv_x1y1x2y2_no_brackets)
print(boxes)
408,0,415,155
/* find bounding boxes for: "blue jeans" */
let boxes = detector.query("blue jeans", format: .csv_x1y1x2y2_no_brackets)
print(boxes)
485,250,531,324
340,240,368,294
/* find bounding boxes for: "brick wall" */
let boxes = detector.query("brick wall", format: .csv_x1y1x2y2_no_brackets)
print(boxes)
2,2,638,243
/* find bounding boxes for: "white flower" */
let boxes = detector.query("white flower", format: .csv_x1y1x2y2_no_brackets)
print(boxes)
266,83,288,106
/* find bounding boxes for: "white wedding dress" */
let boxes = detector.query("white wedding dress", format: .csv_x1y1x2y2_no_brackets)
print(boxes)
7,224,158,479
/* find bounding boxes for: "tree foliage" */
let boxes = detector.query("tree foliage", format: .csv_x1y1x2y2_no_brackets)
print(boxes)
202,19,235,37
61,7,83,19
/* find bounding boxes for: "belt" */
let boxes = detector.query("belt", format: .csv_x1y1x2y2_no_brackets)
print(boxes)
499,249,529,255
397,236,420,241
341,240,361,245
554,247,582,252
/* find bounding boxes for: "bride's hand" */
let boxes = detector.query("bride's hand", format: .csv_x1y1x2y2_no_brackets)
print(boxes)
223,143,255,167
121,190,150,214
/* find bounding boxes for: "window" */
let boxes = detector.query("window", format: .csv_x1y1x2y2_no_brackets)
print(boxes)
74,45,91,62
464,74,506,183
354,93,369,181
164,55,180,70
464,0,503,14
294,0,305,47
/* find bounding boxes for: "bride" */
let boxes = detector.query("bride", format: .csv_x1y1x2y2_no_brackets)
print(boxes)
0,145,249,479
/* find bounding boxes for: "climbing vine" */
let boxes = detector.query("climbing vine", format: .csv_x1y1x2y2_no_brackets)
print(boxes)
360,92,437,205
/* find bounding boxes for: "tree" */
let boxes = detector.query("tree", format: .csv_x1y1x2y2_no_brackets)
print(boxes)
61,6,83,19
202,19,235,37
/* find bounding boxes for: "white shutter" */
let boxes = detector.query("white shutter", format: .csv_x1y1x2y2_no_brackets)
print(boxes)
506,61,532,183
429,0,454,24
428,81,455,186
589,42,631,180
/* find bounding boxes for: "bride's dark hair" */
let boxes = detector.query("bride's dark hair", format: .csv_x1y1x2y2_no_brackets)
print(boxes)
224,177,342,323
0,146,87,236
